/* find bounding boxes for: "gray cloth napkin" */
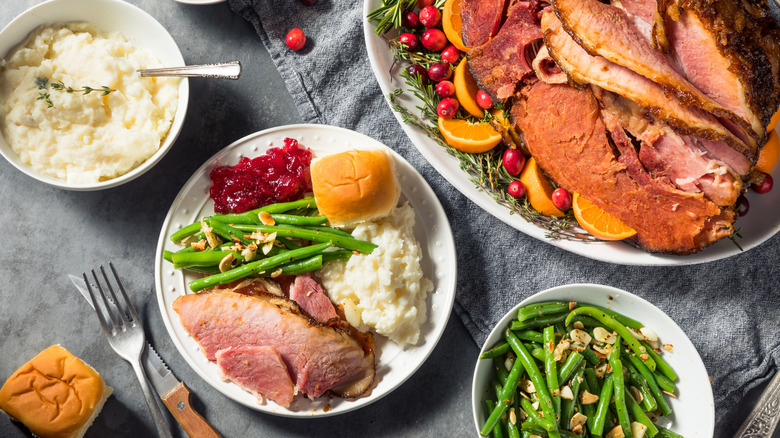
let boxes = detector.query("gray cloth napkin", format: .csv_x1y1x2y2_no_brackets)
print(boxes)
228,0,780,431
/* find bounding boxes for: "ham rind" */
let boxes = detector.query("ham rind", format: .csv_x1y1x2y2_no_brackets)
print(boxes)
596,89,742,206
552,0,757,147
173,291,374,398
541,12,756,162
467,1,542,102
514,82,734,254
612,0,669,51
216,346,295,407
288,272,337,323
460,0,506,47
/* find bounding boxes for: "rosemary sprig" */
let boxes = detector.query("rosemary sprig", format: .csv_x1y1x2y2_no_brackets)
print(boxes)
35,77,115,108
729,227,744,251
367,0,417,35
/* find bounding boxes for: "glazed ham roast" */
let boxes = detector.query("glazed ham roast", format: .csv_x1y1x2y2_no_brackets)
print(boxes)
461,0,780,254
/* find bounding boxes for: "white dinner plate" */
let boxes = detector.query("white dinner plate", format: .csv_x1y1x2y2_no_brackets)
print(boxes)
362,0,780,266
472,284,714,437
154,124,457,417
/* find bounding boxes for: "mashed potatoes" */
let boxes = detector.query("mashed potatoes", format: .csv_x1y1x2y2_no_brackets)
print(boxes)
0,23,178,184
316,203,433,346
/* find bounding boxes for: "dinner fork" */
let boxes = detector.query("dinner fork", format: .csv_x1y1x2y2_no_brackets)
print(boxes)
84,263,172,438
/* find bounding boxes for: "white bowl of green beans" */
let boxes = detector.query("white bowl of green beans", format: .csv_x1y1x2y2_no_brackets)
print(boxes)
472,283,714,438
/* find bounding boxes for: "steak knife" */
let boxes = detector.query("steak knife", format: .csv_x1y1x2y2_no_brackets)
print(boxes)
69,274,221,438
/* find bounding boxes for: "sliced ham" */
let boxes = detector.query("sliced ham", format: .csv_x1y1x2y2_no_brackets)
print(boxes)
460,0,506,47
173,291,375,399
552,0,756,146
541,11,756,161
216,346,295,407
467,1,542,102
612,0,669,51
514,82,734,254
288,272,337,323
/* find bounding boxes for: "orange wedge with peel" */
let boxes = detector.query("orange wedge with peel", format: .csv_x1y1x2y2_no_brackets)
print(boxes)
756,129,779,174
454,60,484,118
442,0,469,52
572,193,637,241
438,117,502,153
768,104,780,132
519,157,565,217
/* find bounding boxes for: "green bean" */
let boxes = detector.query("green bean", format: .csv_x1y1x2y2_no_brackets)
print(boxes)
505,330,559,437
270,213,328,226
627,355,672,416
278,255,322,276
320,250,353,263
233,224,376,254
481,348,525,436
580,347,601,366
210,198,318,226
584,368,602,396
510,313,567,331
170,222,202,243
623,358,658,412
491,379,504,398
188,243,331,292
625,390,659,437
578,378,597,433
566,307,656,371
520,397,557,434
653,370,676,393
530,346,546,363
211,211,262,225
543,326,561,425
520,421,546,435
276,236,302,250
163,250,174,263
518,302,569,322
494,357,509,385
302,225,354,238
171,250,240,269
481,342,511,360
640,341,678,381
586,305,643,330
557,352,584,384
507,417,521,438
205,218,253,245
560,364,585,430
569,315,606,328
513,329,544,344
589,373,614,436
656,426,684,438
485,400,505,438
608,336,631,437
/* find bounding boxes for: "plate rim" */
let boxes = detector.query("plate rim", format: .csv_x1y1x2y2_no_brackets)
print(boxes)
154,123,457,417
361,0,780,266
470,283,715,437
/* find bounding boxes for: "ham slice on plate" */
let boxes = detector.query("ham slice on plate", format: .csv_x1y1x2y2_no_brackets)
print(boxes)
216,346,295,407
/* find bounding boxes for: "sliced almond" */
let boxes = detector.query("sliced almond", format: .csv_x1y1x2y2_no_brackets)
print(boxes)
663,343,674,352
631,422,648,438
580,390,599,405
218,253,235,273
554,340,571,361
258,211,275,225
560,385,574,400
594,362,609,379
570,329,592,346
573,321,585,330
606,425,626,438
241,242,258,261
509,408,517,425
629,386,643,404
519,379,536,394
594,327,617,344
570,412,588,430
270,268,283,278
504,356,515,373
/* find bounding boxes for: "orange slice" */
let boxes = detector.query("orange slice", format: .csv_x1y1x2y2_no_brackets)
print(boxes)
572,193,637,241
438,117,502,153
442,0,469,52
519,157,565,217
454,60,484,118
756,129,779,174
768,105,780,132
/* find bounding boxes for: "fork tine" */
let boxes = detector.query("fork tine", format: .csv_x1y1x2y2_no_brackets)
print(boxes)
83,272,113,334
91,269,120,331
109,262,140,323
99,265,130,326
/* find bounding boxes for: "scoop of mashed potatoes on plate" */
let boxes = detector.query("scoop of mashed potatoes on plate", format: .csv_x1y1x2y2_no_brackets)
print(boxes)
0,23,178,184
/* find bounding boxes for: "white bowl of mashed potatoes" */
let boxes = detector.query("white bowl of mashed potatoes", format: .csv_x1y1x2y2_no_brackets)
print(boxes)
0,0,189,190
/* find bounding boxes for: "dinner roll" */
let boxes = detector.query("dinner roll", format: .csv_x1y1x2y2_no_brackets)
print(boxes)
311,149,400,226
0,345,113,438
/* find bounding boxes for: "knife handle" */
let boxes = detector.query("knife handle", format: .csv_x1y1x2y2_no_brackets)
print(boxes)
161,382,222,438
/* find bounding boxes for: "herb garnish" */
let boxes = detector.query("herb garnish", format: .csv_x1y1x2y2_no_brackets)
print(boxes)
35,77,115,108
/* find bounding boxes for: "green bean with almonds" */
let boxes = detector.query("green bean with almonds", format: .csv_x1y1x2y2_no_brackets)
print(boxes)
589,373,614,436
625,390,659,437
518,302,569,322
543,326,561,425
608,336,631,437
627,354,672,416
641,340,678,381
233,223,377,254
481,350,525,436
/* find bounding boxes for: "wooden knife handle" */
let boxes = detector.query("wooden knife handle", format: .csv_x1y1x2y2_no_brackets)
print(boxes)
161,382,222,438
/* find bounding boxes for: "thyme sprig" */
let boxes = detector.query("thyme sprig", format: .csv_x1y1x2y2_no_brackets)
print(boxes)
35,77,115,108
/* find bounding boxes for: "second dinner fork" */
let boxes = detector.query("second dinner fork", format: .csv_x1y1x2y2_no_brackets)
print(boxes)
84,263,172,438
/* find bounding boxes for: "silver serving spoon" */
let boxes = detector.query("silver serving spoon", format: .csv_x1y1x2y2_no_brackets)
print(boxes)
139,61,241,80
734,369,780,438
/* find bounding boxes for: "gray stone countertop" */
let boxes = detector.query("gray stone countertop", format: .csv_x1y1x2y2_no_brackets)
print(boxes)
0,1,773,437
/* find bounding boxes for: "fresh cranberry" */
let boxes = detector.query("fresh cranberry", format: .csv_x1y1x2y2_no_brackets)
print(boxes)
552,188,572,211
419,6,441,28
406,64,429,85
402,12,420,29
421,29,447,52
502,149,525,176
441,45,460,64
736,195,750,216
477,90,494,109
286,28,306,51
435,80,456,98
398,33,419,50
753,173,773,194
428,62,452,82
417,0,435,8
437,98,459,118
508,181,526,198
